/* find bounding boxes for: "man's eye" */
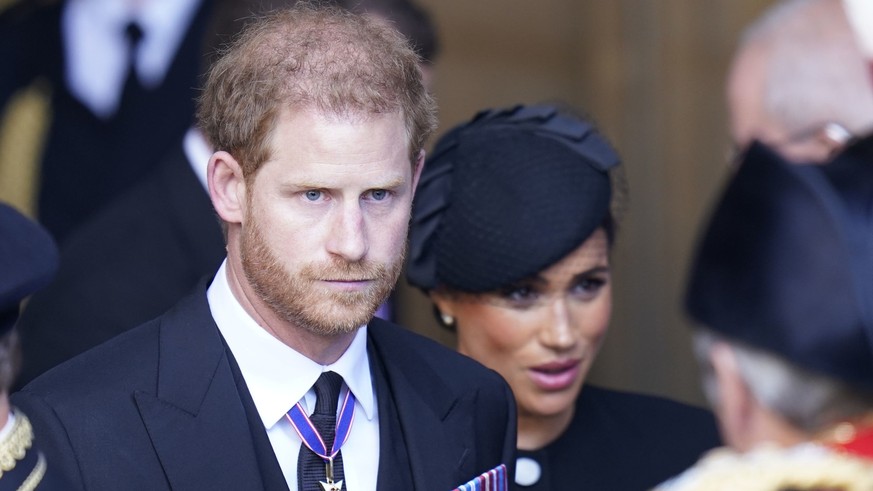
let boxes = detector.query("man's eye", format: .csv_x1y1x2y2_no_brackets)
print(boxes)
305,190,322,201
370,189,388,201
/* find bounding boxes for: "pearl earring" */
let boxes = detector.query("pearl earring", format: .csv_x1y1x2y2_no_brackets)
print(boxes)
440,313,455,327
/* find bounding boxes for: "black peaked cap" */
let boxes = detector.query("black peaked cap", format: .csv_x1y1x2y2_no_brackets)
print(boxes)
0,203,59,334
686,137,873,391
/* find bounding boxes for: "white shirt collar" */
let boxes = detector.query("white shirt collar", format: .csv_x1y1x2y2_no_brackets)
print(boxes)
207,260,376,430
63,0,203,117
182,127,211,191
0,411,15,443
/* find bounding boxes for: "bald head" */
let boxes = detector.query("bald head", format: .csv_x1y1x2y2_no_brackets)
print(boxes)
727,0,873,162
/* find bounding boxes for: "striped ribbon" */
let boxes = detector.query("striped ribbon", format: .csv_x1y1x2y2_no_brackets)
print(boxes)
452,463,508,491
285,389,356,460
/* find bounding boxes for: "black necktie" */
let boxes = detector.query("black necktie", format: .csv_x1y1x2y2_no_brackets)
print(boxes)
119,21,145,112
298,371,346,491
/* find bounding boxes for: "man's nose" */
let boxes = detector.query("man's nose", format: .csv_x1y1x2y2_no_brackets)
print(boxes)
325,201,368,262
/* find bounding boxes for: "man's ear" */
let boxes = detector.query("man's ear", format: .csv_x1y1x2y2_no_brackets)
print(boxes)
711,342,755,450
410,149,425,197
208,151,247,225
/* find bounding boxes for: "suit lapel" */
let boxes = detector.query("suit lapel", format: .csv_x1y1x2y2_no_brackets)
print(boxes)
368,319,476,490
133,290,266,490
369,342,414,491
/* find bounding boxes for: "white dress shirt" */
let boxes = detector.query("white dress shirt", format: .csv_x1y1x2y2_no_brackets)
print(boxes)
208,260,380,490
0,411,15,442
182,127,211,191
63,0,203,118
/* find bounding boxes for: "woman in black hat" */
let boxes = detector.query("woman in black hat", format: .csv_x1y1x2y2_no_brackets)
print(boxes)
407,104,721,490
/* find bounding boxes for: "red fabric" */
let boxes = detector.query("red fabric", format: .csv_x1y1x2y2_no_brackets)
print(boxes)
827,426,873,461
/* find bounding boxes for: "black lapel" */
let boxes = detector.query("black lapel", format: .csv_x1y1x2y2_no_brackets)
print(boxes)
133,289,266,490
369,342,414,491
224,342,291,491
367,319,475,490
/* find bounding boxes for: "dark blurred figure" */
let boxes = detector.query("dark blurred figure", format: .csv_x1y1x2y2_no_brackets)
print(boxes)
0,202,68,489
14,0,440,387
0,0,214,241
656,137,873,489
338,0,439,90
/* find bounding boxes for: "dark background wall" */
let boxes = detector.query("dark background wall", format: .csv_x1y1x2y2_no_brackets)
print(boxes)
396,0,773,406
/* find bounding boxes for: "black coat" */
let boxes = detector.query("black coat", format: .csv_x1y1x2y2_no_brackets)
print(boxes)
514,385,721,490
12,287,517,490
0,411,70,491
0,0,212,240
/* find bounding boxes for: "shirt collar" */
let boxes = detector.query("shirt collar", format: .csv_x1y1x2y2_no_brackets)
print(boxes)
183,127,211,191
207,260,376,429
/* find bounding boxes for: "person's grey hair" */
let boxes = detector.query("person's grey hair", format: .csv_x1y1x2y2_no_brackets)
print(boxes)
693,328,873,434
739,0,873,137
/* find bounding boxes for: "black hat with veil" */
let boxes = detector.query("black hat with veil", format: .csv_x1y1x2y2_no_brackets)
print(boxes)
407,104,621,293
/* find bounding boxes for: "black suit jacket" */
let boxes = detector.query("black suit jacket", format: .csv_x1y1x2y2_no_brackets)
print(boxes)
16,143,225,388
0,0,213,240
12,287,516,490
515,385,721,490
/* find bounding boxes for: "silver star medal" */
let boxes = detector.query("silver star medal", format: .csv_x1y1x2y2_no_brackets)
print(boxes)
320,457,343,491
319,480,343,491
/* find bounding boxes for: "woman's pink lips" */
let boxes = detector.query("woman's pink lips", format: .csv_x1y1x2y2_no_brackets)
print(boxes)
528,359,581,391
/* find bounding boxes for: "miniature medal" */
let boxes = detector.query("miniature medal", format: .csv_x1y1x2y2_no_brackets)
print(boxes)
320,457,343,491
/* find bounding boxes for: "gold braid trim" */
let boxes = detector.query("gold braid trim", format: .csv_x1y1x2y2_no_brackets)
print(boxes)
17,453,45,491
0,413,34,479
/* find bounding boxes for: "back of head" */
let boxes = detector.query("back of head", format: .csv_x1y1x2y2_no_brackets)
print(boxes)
407,104,621,293
197,2,436,179
686,135,873,429
730,0,873,151
694,328,873,433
